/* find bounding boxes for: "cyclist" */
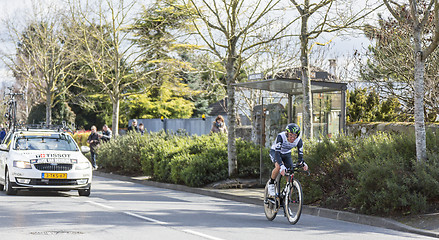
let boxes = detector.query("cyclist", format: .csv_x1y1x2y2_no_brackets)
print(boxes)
267,123,308,196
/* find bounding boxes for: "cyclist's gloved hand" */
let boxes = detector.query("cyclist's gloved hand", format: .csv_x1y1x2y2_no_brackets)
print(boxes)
280,165,287,176
302,162,309,171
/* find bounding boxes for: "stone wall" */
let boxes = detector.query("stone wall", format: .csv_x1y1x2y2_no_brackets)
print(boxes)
252,103,285,148
236,125,252,142
238,122,439,143
347,122,439,137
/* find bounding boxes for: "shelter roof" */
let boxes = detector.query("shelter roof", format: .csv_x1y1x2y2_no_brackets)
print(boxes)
234,78,347,95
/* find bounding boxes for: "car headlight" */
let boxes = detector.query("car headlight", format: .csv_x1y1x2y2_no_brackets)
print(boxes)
13,160,32,169
75,162,91,170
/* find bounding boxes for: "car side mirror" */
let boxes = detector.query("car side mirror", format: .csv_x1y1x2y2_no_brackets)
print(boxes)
80,146,90,153
0,144,8,151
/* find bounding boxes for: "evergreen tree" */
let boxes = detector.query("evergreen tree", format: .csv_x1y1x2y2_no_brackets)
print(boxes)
347,88,404,122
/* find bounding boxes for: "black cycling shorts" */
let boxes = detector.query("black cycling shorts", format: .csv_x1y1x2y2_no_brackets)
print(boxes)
269,149,293,169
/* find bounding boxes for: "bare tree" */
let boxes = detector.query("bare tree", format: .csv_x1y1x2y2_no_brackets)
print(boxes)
185,0,297,177
67,0,154,135
237,36,300,125
289,0,382,138
1,5,82,126
383,0,439,162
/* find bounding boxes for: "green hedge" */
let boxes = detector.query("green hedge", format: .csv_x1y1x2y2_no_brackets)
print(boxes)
300,131,439,216
96,132,147,175
95,130,439,216
97,131,270,187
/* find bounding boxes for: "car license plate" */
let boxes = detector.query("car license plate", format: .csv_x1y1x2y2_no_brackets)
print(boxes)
42,173,67,179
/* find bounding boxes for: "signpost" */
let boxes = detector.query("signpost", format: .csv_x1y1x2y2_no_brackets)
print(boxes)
248,73,264,81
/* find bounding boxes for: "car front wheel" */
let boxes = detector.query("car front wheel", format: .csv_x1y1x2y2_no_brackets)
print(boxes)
5,169,17,195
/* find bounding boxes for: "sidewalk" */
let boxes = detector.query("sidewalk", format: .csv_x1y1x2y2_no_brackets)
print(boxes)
93,171,439,239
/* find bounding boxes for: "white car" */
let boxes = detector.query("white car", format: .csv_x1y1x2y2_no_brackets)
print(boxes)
0,129,92,196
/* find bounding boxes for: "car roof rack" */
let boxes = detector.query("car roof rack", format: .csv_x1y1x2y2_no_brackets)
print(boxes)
15,122,75,133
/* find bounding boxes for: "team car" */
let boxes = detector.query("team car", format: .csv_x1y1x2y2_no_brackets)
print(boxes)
0,128,92,196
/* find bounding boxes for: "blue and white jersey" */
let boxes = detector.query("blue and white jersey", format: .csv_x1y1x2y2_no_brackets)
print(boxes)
270,132,303,162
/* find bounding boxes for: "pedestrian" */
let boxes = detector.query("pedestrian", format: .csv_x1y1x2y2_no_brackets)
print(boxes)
211,115,227,134
267,123,308,196
101,124,112,143
0,124,6,143
87,125,100,169
138,123,145,135
127,119,139,132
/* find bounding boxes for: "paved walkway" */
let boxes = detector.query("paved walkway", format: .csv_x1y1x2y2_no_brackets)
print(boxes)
94,171,439,239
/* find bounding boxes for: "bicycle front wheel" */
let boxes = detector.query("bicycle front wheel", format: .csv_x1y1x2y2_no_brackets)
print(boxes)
284,179,303,225
264,180,278,221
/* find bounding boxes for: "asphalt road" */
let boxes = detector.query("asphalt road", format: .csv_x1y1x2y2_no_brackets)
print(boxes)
0,176,434,240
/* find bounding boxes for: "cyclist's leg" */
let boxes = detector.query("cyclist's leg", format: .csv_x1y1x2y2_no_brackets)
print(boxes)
269,149,281,180
281,153,294,182
281,153,294,169
268,149,281,196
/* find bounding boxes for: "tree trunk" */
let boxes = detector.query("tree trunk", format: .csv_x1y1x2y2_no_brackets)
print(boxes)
46,88,52,126
112,97,120,137
300,12,313,139
226,56,238,178
413,28,427,162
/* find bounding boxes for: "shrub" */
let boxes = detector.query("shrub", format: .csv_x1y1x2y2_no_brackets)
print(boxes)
236,138,271,178
300,131,439,216
170,133,228,187
73,131,90,147
140,132,191,181
140,132,168,177
349,156,429,215
300,135,356,208
96,132,146,175
138,132,269,187
95,127,439,216
169,152,193,184
181,149,228,187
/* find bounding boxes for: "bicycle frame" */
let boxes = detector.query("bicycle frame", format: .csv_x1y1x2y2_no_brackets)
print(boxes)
264,164,307,224
268,170,295,213
4,87,23,131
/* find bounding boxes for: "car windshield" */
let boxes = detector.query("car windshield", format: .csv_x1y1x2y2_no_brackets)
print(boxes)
14,134,78,151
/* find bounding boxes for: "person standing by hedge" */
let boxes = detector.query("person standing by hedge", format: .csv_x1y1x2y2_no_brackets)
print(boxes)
87,125,100,169
128,119,139,133
211,115,227,134
138,123,145,135
101,124,112,143
267,123,308,196
0,124,6,143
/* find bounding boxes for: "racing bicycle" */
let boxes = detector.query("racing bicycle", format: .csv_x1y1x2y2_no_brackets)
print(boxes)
3,87,23,131
264,164,308,225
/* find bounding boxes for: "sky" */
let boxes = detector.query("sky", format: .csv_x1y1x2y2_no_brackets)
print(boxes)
0,0,43,88
0,0,379,88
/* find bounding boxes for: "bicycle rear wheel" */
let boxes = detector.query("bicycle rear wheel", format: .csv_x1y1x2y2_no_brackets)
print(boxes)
284,179,303,224
264,180,278,221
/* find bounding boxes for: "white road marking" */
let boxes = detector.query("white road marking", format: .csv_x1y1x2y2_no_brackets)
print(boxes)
86,200,115,210
183,229,226,240
86,199,168,225
124,211,169,225
85,198,225,240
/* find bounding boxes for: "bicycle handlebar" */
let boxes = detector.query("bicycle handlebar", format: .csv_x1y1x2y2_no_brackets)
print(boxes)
285,164,310,176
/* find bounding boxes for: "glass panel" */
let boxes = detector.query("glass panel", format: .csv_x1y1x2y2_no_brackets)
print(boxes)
14,135,78,151
312,92,341,138
328,93,341,138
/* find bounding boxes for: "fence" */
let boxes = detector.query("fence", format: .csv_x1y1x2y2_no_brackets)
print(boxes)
129,116,228,136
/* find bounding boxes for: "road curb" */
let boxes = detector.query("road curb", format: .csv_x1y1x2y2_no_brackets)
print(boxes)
93,171,439,239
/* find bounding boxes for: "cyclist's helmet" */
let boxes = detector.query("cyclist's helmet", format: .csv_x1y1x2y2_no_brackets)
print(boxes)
285,123,300,136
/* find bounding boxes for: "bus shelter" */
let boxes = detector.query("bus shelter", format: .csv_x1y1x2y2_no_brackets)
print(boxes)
234,77,348,139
